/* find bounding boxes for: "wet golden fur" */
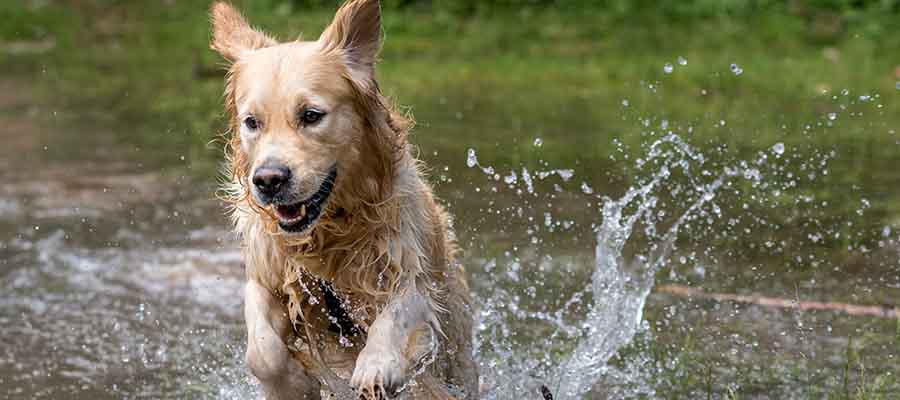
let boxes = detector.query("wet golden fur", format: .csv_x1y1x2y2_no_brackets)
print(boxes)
210,1,477,399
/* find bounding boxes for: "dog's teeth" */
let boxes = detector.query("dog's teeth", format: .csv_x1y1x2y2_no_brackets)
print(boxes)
300,204,307,216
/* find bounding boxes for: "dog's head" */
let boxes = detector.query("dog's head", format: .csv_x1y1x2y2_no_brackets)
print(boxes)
211,0,404,237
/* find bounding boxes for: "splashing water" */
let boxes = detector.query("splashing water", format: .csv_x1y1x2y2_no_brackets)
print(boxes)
467,125,821,399
551,133,747,399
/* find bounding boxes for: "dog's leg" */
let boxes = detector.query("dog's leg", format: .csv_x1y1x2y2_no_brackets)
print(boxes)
245,280,321,400
350,282,435,399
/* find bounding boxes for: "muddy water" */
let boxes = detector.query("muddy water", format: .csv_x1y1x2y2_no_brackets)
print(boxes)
2,73,900,400
0,83,255,398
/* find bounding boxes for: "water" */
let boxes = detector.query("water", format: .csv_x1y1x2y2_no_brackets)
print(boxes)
467,131,803,399
0,92,258,398
2,73,899,399
451,94,899,397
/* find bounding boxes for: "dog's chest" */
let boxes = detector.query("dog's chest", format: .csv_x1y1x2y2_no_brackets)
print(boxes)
282,266,374,344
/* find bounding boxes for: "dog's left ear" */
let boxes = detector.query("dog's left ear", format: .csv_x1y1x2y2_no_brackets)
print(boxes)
210,1,277,62
318,0,382,84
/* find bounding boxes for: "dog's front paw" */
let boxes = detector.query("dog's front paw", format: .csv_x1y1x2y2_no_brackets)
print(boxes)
350,347,409,400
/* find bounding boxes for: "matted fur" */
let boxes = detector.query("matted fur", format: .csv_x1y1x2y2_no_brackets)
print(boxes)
211,1,477,398
221,61,440,322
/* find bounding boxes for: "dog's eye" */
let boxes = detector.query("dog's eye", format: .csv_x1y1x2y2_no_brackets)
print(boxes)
301,109,325,125
243,115,260,131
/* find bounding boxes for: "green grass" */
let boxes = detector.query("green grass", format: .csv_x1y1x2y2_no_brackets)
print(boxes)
6,1,899,163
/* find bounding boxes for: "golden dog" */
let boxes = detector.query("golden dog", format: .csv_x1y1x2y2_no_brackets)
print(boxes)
209,1,478,399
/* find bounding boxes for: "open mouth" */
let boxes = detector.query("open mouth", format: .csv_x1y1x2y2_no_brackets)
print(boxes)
273,167,337,234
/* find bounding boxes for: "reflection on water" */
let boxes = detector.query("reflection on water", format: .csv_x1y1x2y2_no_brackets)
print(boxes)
1,71,899,400
0,168,255,398
0,92,255,398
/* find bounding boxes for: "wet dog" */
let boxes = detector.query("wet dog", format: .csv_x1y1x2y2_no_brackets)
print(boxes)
209,1,478,399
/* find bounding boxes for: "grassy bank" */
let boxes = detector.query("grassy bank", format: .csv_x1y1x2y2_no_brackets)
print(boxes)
4,1,898,163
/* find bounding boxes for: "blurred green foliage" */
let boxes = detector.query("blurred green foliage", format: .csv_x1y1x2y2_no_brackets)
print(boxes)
286,0,900,16
2,0,898,189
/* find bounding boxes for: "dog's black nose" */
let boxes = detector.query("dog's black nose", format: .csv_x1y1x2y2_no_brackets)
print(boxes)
253,165,291,198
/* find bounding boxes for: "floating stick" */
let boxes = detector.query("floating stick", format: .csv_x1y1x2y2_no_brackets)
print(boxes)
656,284,900,319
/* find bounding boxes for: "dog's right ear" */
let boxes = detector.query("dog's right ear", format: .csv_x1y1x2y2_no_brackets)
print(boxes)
210,2,276,62
318,0,382,87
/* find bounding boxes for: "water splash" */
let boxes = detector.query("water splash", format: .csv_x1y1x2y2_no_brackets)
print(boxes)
550,134,734,399
470,128,804,399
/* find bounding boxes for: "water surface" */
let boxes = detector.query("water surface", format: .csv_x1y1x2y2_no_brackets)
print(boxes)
1,53,899,399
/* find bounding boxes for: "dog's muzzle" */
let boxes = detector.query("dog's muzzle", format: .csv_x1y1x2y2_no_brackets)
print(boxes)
257,166,337,234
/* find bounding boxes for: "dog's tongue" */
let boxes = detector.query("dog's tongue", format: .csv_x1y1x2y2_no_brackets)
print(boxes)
275,203,305,220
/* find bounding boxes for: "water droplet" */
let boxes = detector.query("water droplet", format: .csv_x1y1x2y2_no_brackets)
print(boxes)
772,142,785,155
466,148,477,168
556,169,574,181
580,182,593,194
663,63,673,74
533,138,543,147
827,112,837,121
503,171,517,185
730,63,743,75
677,56,687,66
136,303,146,321
621,99,629,107
521,167,534,194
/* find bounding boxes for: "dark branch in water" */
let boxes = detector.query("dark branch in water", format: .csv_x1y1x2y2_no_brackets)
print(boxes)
657,284,900,319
